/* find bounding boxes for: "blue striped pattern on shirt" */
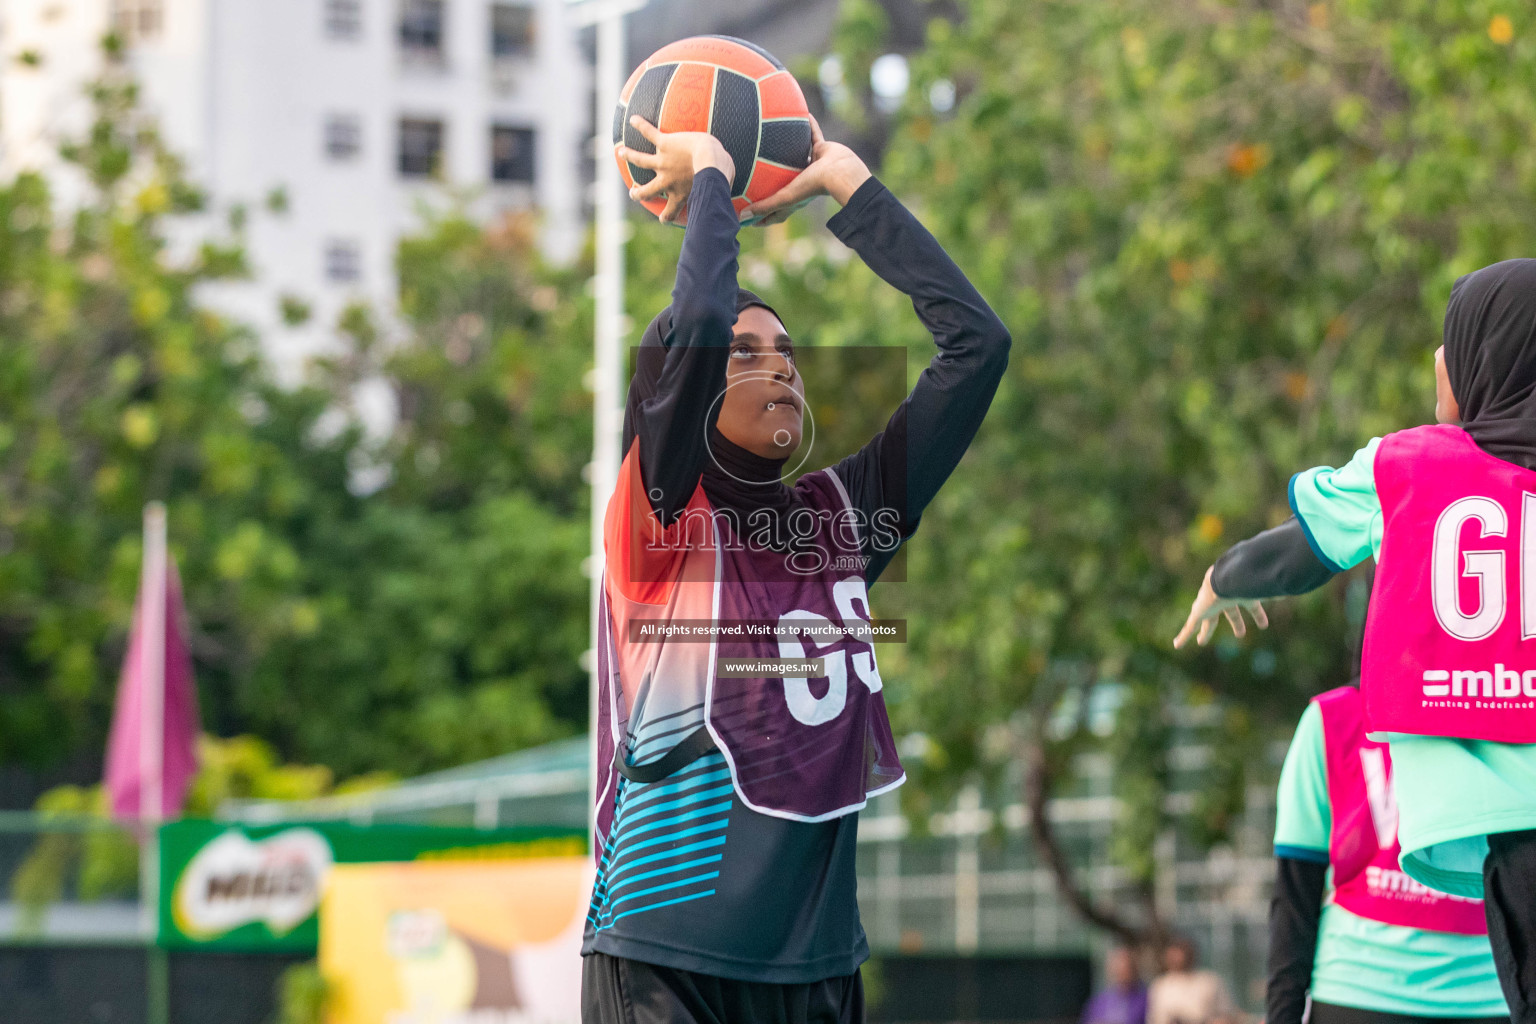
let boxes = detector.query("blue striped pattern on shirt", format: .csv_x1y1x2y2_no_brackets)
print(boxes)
587,750,732,932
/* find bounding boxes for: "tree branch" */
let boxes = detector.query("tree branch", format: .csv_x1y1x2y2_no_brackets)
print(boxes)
1022,725,1164,949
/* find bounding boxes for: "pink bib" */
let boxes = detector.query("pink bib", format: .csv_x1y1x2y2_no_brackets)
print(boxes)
1363,424,1536,741
1315,686,1486,934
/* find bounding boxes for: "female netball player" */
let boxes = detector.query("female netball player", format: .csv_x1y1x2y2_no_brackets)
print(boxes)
580,114,1009,1023
1268,683,1505,1024
1174,259,1536,1024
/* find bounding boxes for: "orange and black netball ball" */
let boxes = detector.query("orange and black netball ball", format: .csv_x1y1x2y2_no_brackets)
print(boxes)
613,36,814,226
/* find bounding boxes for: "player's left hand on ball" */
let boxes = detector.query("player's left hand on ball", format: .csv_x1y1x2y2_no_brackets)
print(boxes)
1173,565,1269,649
739,115,872,223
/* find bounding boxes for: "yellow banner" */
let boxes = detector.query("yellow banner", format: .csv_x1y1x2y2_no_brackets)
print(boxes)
319,858,589,1024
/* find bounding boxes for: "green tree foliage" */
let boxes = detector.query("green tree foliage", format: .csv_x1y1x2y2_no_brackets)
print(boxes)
0,47,591,786
272,214,592,774
0,55,287,772
857,0,1536,936
8,783,138,929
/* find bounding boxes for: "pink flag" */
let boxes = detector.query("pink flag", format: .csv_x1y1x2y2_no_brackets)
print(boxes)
103,545,200,821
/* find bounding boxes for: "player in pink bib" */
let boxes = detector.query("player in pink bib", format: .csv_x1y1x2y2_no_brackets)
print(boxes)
1269,687,1502,1024
1176,259,1536,1024
1313,686,1486,935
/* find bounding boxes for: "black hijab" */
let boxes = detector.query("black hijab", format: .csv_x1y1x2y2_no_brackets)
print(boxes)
623,290,804,544
1444,258,1536,470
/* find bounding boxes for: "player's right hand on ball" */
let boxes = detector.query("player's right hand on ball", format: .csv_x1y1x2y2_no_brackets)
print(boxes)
1173,565,1269,649
618,116,736,224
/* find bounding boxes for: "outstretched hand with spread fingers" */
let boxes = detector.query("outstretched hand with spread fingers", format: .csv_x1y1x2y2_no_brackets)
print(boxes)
617,115,735,225
1173,566,1270,649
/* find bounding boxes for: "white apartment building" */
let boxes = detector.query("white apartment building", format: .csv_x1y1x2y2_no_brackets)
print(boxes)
0,0,587,375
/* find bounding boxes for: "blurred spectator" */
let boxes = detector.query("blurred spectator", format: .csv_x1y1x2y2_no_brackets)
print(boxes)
1147,936,1238,1024
1082,946,1149,1024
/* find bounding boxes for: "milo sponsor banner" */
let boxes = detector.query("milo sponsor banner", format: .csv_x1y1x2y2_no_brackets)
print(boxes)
173,826,334,941
158,820,585,951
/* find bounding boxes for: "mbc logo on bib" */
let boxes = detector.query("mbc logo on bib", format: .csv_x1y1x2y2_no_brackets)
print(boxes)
1421,664,1536,701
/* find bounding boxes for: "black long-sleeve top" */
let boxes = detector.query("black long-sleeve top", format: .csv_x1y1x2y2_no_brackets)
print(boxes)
1212,518,1336,599
589,167,1010,983
629,167,1011,583
1266,856,1328,1024
628,168,741,523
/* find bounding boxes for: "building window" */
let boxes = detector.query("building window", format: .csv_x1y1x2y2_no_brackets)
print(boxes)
325,0,362,40
400,0,445,57
398,117,444,177
325,114,362,160
325,240,361,283
111,0,163,43
490,4,535,59
491,125,535,184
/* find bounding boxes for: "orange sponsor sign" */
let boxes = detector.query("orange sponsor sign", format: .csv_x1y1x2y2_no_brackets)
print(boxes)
319,858,589,1024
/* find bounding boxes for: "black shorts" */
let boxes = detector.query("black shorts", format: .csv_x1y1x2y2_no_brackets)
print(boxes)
581,952,865,1024
1309,1002,1509,1024
1486,830,1536,1024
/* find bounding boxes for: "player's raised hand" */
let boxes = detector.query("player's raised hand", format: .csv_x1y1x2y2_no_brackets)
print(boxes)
618,115,735,224
1173,565,1270,649
739,115,872,224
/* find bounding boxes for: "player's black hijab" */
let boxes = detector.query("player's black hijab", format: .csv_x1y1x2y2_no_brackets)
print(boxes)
623,289,804,540
1444,258,1536,471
